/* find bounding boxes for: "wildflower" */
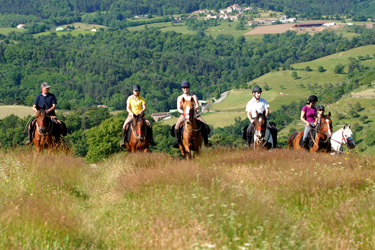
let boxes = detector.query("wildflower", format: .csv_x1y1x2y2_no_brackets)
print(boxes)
270,205,273,208
20,198,23,201
6,179,9,183
345,158,348,160
30,193,33,196
346,152,349,155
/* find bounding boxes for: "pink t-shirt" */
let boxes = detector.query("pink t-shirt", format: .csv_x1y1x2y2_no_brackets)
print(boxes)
302,105,316,123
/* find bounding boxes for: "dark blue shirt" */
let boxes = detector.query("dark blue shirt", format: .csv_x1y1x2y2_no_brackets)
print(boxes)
34,93,57,114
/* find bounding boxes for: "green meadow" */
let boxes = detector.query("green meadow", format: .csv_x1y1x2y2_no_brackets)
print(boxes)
0,27,26,35
0,105,33,119
1,149,375,248
209,45,375,124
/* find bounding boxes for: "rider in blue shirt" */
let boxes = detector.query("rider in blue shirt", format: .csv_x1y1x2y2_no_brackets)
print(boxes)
26,82,63,144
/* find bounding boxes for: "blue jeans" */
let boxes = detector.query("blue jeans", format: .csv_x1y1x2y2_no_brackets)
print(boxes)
303,123,316,141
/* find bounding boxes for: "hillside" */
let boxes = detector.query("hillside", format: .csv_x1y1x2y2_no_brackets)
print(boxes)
1,149,374,248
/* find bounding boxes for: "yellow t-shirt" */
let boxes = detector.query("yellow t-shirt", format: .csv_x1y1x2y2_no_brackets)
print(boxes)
128,95,145,115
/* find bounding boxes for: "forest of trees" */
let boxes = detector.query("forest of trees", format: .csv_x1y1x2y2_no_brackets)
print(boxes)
1,25,375,114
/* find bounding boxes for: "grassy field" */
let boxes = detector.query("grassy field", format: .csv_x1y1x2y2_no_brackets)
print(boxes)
1,149,375,248
34,22,107,37
0,27,26,35
0,105,33,119
209,45,375,117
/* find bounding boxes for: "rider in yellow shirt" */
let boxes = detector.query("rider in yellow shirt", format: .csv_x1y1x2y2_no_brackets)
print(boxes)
120,84,156,147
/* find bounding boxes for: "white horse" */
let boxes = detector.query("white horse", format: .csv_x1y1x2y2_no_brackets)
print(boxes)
330,125,355,153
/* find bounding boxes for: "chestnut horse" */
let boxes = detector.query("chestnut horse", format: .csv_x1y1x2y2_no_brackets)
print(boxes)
32,105,56,153
125,113,150,152
253,113,274,150
288,112,333,152
178,98,203,159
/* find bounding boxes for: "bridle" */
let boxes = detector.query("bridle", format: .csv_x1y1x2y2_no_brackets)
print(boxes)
131,116,146,142
35,113,53,137
182,102,201,141
310,117,332,146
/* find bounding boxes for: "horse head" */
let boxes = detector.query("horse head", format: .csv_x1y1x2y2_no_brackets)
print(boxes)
132,113,146,142
181,98,195,124
254,112,267,141
319,111,332,139
35,104,50,134
343,124,355,149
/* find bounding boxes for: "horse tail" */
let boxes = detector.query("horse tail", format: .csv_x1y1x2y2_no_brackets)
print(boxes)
288,131,299,148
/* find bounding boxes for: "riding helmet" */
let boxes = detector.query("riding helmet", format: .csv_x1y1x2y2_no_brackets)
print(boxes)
181,80,190,88
252,86,262,93
132,84,141,91
307,95,318,103
317,104,325,110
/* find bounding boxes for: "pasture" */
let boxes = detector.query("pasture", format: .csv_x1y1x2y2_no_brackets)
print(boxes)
0,28,26,35
0,105,33,119
1,149,375,248
210,45,375,119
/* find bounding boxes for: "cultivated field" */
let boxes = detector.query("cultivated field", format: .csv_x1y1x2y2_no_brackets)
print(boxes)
1,149,374,248
244,23,295,35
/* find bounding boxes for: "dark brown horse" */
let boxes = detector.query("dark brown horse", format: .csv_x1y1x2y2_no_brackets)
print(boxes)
178,98,203,159
32,105,56,153
125,113,150,152
288,112,333,152
253,113,274,150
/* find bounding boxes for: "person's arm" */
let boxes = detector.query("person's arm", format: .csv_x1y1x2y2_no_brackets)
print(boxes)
32,105,37,113
247,112,254,123
126,97,133,117
300,110,309,126
265,107,269,117
46,104,56,114
177,96,183,114
192,95,200,112
140,101,146,115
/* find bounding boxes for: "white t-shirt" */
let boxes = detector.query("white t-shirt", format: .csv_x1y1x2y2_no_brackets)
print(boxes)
245,97,269,118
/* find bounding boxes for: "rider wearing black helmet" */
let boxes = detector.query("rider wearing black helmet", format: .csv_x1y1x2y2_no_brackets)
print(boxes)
244,86,271,146
173,80,212,148
120,84,156,147
300,95,318,150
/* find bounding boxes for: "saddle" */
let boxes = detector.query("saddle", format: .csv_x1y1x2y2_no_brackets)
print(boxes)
299,130,316,149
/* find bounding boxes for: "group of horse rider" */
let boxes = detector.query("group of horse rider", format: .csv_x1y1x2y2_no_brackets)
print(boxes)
26,80,326,150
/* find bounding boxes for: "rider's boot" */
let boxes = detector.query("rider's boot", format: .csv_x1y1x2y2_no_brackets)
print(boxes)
149,126,157,146
173,128,180,148
25,120,35,145
303,140,309,151
203,125,212,147
120,128,126,147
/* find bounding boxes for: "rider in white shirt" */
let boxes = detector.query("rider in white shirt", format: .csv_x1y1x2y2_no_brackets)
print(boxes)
245,86,270,146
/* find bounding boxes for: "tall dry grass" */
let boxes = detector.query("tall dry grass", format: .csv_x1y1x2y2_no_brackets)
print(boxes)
1,147,375,249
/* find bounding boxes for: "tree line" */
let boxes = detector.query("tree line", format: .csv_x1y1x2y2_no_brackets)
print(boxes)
2,26,375,113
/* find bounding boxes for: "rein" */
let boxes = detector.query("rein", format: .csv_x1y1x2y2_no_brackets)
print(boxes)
131,119,146,143
36,117,53,136
183,120,201,141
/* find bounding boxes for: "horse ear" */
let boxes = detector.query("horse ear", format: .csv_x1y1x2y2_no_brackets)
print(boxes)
142,112,145,118
181,98,185,103
328,111,331,117
255,111,259,117
36,104,40,110
42,104,46,110
343,125,346,129
348,124,351,129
